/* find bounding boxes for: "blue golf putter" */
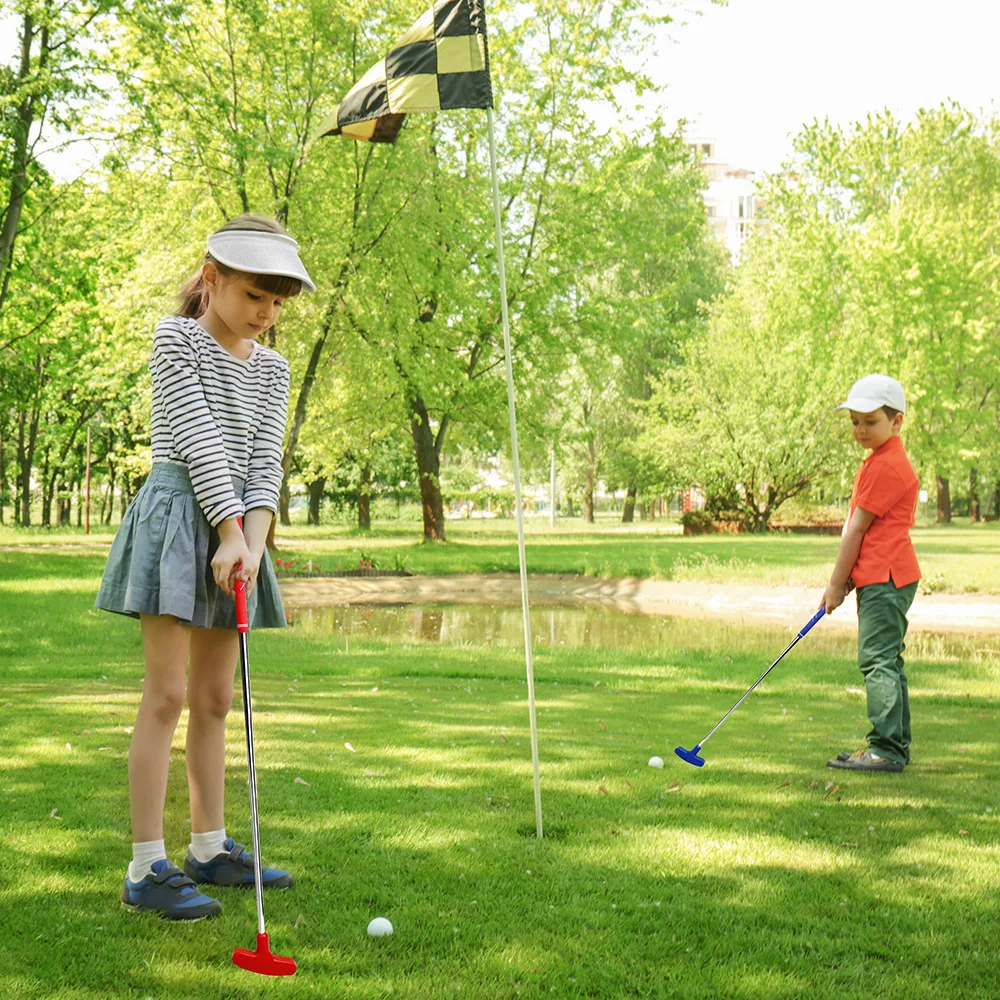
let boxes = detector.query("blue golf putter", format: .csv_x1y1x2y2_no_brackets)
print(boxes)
675,605,827,767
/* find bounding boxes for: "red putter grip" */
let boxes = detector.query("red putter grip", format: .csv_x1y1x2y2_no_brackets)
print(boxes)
233,516,249,633
234,579,249,633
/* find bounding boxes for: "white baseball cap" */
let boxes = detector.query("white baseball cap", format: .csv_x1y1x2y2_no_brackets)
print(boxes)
207,230,316,293
834,373,906,414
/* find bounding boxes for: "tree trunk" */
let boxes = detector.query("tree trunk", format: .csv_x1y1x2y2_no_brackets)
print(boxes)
358,464,372,531
0,421,6,525
307,477,325,526
994,479,1000,519
0,12,38,315
45,413,91,529
936,474,951,523
565,495,575,518
969,467,981,523
41,446,54,528
621,485,636,523
17,408,36,527
102,453,116,525
583,476,595,524
549,448,556,527
584,431,596,524
120,470,132,521
410,399,445,541
278,481,291,526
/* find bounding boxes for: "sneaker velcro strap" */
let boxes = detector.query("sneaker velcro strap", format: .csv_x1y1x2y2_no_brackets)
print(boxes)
153,864,198,890
227,842,254,867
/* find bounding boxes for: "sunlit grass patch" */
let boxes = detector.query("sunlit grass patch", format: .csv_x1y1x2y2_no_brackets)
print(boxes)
1,548,999,999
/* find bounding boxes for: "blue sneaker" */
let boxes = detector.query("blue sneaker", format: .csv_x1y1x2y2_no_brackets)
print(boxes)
120,859,222,921
183,838,293,889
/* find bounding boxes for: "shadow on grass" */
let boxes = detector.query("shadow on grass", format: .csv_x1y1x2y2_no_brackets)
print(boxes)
3,661,999,1000
2,558,999,999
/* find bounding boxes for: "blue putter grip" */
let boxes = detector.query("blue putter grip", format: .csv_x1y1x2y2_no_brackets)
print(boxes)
798,606,826,638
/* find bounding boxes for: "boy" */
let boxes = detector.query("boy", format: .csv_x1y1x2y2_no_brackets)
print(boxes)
821,374,921,773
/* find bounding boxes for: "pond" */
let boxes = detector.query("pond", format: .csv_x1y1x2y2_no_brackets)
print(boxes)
285,601,999,665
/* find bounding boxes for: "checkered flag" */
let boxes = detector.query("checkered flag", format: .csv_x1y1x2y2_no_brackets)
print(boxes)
318,0,493,144
317,1,545,841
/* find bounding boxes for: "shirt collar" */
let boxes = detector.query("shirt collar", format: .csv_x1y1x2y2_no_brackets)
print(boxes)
865,435,903,463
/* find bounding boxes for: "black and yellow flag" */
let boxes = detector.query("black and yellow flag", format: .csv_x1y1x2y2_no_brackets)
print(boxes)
318,0,493,144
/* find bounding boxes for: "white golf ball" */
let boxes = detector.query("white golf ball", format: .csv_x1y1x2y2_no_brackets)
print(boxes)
648,756,665,769
367,917,393,937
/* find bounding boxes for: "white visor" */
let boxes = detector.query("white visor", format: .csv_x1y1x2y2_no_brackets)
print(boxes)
207,230,316,293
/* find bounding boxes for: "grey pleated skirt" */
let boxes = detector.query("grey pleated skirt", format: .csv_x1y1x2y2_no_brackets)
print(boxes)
95,462,287,630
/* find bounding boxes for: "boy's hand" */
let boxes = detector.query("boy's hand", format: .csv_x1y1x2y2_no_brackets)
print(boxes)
823,507,874,616
821,580,851,615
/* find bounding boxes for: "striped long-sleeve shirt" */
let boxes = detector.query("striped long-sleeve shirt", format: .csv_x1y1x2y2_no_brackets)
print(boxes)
149,316,291,527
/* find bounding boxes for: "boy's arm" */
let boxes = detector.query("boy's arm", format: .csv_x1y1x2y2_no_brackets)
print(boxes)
821,507,876,614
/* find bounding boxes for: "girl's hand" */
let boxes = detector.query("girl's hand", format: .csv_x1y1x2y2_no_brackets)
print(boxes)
212,524,252,597
231,549,262,598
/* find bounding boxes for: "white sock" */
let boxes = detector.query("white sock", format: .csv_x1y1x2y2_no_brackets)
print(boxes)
190,828,227,863
128,839,166,882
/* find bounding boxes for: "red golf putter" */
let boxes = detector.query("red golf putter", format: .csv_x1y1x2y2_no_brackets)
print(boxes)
231,576,296,976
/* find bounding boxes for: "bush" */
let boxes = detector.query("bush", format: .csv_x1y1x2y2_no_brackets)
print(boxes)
680,510,714,532
771,495,846,527
681,510,745,534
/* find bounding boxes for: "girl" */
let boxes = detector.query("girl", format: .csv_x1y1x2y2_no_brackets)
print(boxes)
96,215,315,920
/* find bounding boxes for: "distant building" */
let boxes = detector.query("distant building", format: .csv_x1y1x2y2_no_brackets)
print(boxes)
682,487,706,513
685,129,764,259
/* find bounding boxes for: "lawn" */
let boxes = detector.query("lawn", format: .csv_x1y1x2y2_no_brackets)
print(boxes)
3,517,999,594
1,550,999,999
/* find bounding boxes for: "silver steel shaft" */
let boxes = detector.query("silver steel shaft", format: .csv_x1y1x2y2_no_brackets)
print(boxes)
698,634,803,749
238,630,266,936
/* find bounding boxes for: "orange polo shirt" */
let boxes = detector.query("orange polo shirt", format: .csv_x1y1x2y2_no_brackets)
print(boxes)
849,435,921,588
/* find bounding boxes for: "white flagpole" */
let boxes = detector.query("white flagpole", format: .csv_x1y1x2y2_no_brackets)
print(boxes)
486,105,543,839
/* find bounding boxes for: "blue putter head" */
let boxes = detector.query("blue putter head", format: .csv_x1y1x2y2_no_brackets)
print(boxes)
674,744,705,767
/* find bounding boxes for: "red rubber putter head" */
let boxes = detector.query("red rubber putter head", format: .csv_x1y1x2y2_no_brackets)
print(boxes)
232,933,296,976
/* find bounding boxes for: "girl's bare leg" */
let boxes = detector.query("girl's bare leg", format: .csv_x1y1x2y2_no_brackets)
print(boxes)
130,615,191,843
186,626,239,834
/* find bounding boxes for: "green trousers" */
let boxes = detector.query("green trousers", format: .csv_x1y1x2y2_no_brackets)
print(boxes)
856,579,919,765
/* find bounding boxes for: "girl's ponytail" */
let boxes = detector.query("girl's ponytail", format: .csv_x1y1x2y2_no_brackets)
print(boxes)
177,263,210,318
176,214,303,318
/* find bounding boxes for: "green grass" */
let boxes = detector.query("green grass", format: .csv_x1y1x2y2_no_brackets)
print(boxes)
4,518,999,594
1,551,999,998
275,518,1000,594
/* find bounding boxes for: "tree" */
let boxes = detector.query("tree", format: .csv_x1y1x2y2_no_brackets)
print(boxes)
787,106,1000,519
640,104,1000,528
0,0,118,318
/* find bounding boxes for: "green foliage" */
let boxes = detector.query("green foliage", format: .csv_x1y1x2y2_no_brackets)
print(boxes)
637,104,1000,525
519,125,727,515
4,5,998,542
